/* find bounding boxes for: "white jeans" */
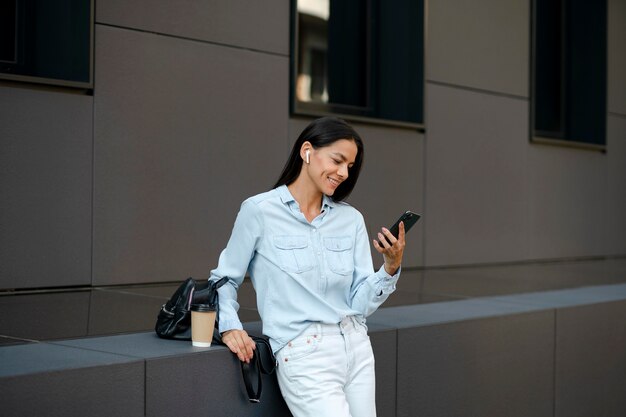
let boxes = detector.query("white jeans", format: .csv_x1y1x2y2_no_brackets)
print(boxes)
275,316,376,417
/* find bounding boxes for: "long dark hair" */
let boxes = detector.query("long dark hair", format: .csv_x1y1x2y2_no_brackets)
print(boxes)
274,117,364,202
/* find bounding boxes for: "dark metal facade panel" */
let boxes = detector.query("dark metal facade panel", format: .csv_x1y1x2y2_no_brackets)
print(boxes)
0,87,93,290
92,24,289,285
96,0,290,55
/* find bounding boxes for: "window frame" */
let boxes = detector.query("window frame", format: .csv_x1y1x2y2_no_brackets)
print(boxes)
290,0,425,129
0,0,94,90
529,0,607,152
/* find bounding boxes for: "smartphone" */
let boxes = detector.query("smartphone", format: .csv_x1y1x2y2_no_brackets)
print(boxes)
377,211,421,246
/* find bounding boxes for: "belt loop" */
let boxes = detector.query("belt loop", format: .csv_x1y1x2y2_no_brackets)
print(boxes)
339,317,346,335
339,316,355,335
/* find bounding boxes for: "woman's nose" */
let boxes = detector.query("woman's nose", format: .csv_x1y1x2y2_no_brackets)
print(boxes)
338,164,349,178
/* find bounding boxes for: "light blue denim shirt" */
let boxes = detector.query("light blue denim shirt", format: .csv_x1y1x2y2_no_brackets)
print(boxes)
210,185,400,352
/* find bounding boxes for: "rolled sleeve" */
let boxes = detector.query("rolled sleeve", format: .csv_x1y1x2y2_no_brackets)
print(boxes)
370,265,401,296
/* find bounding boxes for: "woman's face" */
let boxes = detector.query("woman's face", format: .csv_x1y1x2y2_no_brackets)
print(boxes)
305,139,358,196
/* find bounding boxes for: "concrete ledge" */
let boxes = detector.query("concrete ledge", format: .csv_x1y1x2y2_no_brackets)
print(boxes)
555,299,626,417
367,283,626,417
55,330,292,417
0,343,144,417
1,284,625,417
394,310,555,417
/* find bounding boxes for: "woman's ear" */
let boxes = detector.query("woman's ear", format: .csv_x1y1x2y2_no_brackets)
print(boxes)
300,141,313,164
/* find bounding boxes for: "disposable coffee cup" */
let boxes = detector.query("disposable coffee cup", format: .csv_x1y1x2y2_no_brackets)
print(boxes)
191,304,216,347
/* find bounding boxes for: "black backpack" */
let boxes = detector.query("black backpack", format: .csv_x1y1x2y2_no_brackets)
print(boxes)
155,277,226,340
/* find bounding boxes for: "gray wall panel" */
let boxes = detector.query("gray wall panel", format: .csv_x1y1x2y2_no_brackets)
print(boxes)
288,118,425,268
0,292,90,340
427,0,529,97
93,25,288,285
555,301,626,417
349,123,424,268
609,0,626,115
396,311,555,417
424,83,529,266
87,289,166,336
607,116,626,255
96,0,289,55
528,145,609,259
0,86,92,290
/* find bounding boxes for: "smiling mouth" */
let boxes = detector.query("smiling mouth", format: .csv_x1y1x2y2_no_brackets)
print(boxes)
328,177,341,187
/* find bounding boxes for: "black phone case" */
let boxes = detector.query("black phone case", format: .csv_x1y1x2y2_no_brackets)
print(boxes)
378,211,421,245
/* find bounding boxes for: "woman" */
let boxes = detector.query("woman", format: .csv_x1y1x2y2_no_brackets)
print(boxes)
210,116,406,417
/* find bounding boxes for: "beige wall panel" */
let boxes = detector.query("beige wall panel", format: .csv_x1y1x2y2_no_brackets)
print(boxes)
424,83,530,266
608,0,626,115
427,0,529,97
528,145,609,259
288,118,425,268
607,115,626,254
93,25,288,285
0,86,92,289
96,0,289,56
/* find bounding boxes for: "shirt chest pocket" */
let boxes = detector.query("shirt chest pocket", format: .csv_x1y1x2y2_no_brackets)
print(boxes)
274,236,314,273
323,237,354,275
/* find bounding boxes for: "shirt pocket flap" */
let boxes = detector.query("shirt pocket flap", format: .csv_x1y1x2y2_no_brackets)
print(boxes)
323,237,353,252
274,235,308,250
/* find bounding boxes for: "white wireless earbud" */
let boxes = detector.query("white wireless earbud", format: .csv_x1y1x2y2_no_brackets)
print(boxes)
305,150,310,164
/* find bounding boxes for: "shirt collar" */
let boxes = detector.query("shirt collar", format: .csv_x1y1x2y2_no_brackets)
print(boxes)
322,193,336,210
277,185,336,210
277,184,295,205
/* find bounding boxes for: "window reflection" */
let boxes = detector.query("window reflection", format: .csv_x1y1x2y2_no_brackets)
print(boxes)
296,0,329,103
296,0,368,107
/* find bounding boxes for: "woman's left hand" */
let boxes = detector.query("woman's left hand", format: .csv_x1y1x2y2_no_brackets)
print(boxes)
372,221,406,275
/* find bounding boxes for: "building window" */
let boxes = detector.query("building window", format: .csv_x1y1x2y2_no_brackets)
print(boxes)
292,0,424,127
531,0,607,150
0,0,93,89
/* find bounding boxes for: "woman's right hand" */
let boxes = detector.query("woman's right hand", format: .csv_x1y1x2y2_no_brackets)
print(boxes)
221,329,256,363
